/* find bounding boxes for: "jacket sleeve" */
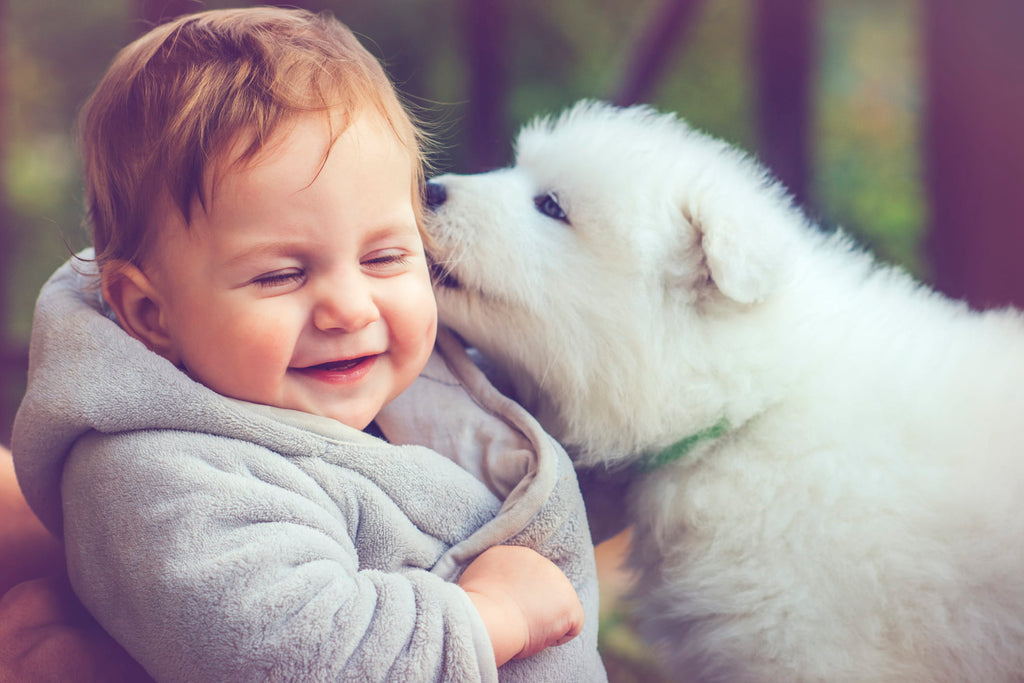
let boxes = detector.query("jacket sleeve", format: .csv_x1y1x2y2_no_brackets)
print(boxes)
60,429,497,683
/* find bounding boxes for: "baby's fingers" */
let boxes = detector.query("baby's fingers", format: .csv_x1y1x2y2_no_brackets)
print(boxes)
515,595,584,659
554,617,583,646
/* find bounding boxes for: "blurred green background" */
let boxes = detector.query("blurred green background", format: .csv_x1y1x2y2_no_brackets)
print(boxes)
2,0,931,440
3,1,1023,680
0,6,925,677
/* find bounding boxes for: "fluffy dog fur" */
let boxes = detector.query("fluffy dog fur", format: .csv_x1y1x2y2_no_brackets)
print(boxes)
423,101,1024,682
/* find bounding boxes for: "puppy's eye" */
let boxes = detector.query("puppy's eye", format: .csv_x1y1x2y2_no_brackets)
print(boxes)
534,193,570,224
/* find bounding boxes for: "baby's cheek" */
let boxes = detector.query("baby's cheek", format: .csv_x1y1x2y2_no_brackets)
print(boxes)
202,313,294,391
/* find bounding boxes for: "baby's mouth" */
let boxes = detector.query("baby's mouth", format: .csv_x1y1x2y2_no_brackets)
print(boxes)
319,358,365,371
298,356,374,373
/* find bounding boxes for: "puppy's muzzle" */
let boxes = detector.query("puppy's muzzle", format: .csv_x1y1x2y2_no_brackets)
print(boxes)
424,181,447,210
423,180,459,288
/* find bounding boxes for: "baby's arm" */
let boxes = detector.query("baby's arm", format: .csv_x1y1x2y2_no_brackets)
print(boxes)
458,545,584,667
60,431,503,682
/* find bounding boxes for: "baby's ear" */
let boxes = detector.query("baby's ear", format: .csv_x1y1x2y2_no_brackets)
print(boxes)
101,261,181,364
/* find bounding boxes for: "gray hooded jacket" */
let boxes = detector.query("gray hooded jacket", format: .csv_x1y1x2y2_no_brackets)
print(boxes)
13,256,606,683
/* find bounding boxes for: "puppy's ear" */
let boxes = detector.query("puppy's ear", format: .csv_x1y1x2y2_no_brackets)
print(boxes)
681,173,793,305
691,211,778,304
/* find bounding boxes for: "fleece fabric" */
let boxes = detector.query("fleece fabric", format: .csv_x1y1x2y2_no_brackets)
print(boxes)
12,255,606,683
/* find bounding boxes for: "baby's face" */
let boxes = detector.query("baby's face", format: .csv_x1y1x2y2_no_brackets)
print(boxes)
144,112,437,429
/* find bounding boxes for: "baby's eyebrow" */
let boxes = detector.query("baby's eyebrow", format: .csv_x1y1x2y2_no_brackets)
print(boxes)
222,240,304,267
365,221,419,241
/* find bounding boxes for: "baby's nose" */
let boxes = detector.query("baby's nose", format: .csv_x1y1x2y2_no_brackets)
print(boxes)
313,284,379,332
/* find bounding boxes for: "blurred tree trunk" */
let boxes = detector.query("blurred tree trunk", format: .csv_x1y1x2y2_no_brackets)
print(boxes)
459,0,509,171
264,0,315,9
138,0,197,29
0,0,18,447
139,1,318,33
924,0,1024,309
752,0,819,209
139,0,316,27
0,0,8,353
614,0,706,106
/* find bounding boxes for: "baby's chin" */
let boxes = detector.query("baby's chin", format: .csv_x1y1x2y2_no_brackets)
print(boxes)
295,401,379,432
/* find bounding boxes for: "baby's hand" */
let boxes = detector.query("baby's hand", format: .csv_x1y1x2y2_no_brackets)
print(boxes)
458,545,584,667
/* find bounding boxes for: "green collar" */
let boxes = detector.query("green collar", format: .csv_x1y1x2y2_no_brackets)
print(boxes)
636,417,731,473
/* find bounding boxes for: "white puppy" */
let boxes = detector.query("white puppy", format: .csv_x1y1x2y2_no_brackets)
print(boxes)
423,101,1024,682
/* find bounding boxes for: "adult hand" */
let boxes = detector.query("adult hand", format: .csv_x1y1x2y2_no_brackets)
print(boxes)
0,445,64,595
0,573,153,682
0,445,152,682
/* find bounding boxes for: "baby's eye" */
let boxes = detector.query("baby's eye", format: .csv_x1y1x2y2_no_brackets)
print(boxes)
363,250,410,269
253,269,305,288
534,192,570,224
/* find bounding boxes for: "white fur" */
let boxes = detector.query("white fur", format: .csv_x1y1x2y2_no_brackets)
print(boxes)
424,101,1024,682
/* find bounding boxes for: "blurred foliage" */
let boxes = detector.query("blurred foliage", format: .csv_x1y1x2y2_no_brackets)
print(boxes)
5,0,129,342
3,0,924,342
817,0,925,277
2,0,924,677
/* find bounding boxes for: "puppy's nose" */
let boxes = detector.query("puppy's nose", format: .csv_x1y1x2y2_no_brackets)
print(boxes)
424,181,447,210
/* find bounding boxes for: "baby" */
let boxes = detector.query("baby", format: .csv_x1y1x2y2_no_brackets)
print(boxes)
12,8,605,681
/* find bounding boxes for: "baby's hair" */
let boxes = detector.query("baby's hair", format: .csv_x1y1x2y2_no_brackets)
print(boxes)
80,6,429,270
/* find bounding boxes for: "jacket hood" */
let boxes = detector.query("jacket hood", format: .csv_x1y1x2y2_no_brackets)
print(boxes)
12,253,348,536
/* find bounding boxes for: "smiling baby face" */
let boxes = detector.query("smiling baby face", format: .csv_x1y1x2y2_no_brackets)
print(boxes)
135,110,437,429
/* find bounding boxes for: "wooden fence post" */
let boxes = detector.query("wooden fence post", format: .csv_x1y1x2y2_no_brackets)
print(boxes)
753,0,819,209
459,0,509,172
924,0,1024,309
614,0,706,107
